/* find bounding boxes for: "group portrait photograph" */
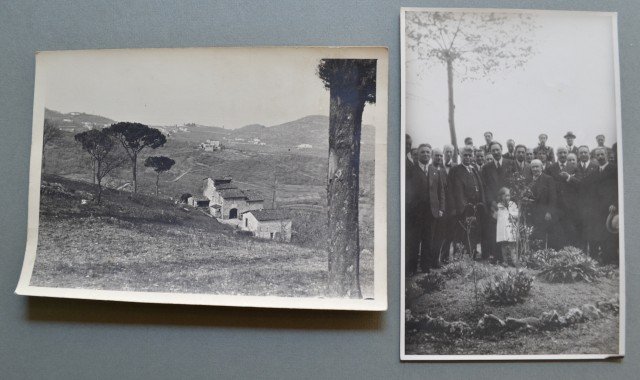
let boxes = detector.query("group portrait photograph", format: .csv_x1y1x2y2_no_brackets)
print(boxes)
401,8,623,359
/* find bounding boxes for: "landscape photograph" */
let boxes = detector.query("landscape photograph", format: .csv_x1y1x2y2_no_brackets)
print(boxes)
17,47,388,310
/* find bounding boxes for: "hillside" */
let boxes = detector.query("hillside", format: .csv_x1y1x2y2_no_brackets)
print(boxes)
31,175,374,297
45,108,116,131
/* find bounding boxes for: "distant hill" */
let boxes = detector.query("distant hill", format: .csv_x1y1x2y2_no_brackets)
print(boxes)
230,115,376,149
44,108,116,131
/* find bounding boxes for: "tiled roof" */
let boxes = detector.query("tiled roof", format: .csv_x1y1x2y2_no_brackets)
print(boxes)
215,183,238,190
244,209,289,222
218,188,247,199
243,190,264,202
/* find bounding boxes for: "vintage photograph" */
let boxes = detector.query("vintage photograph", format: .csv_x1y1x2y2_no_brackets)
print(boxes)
401,9,623,359
16,47,388,310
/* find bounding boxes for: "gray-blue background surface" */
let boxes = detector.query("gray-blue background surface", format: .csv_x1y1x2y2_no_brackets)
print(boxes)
1,1,637,378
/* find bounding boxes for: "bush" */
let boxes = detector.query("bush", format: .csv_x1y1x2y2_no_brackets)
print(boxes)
416,272,446,293
440,261,466,279
483,270,534,305
537,247,600,283
523,248,557,269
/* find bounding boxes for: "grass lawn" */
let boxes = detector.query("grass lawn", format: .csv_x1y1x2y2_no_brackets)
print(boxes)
30,175,374,299
405,259,620,355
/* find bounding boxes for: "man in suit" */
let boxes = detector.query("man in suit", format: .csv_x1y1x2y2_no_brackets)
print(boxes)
412,144,446,273
513,144,533,181
439,144,458,264
502,139,516,160
545,147,573,248
474,148,486,171
450,146,486,258
573,145,598,252
464,137,474,148
582,147,619,264
533,133,555,163
429,148,449,269
404,134,420,277
529,159,557,246
481,141,517,260
564,131,579,156
536,149,550,172
479,131,494,155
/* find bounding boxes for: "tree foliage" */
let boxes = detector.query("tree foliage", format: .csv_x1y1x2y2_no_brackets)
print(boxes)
317,59,376,104
104,122,166,193
43,118,63,147
74,129,124,204
405,11,537,81
145,156,176,196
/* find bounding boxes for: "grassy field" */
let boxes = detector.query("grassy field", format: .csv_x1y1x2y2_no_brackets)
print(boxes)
405,259,620,355
31,175,374,298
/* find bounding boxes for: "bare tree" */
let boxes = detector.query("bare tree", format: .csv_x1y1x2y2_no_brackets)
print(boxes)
317,59,376,298
42,118,63,170
75,130,124,204
405,11,537,158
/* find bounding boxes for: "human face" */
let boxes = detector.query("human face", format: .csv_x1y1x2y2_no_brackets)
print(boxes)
567,155,577,166
557,149,568,163
500,190,511,204
485,154,494,164
462,150,473,166
537,150,547,163
443,147,453,162
418,146,431,164
531,162,542,176
596,149,607,166
433,151,443,166
515,147,526,162
507,140,515,152
466,138,473,146
475,151,485,165
539,135,547,145
597,136,605,146
411,148,418,163
491,143,502,161
566,137,574,146
526,150,534,163
578,148,590,163
608,150,616,164
484,133,493,144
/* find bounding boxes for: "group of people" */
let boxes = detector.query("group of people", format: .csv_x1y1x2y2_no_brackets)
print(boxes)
405,130,619,277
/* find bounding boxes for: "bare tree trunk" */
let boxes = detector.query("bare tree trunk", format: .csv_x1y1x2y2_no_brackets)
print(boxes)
155,173,159,196
92,159,96,185
132,154,138,193
446,58,459,163
326,84,363,298
96,161,102,204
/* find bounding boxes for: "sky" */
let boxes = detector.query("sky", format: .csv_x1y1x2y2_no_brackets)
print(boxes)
39,47,386,129
405,10,620,152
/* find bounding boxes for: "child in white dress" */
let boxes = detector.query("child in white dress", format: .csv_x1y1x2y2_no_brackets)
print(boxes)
494,187,519,266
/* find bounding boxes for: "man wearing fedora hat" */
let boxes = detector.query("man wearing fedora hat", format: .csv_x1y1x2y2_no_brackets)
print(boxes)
564,131,579,156
533,133,555,163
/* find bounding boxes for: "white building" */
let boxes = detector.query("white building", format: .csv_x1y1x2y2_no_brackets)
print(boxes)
297,143,312,149
202,177,264,219
241,209,292,242
200,140,221,152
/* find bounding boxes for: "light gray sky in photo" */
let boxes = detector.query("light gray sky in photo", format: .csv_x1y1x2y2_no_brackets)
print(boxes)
40,47,384,128
405,11,619,152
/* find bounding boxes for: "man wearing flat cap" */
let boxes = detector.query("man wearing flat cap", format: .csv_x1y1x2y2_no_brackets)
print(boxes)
564,131,579,156
533,133,555,163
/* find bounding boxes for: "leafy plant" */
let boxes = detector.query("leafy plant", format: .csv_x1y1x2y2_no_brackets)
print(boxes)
416,272,446,293
522,248,558,270
537,247,600,283
440,261,466,279
483,270,534,305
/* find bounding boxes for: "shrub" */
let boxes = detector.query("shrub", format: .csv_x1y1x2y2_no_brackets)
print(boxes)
537,247,600,283
483,270,534,305
440,261,466,279
416,272,446,293
523,248,557,269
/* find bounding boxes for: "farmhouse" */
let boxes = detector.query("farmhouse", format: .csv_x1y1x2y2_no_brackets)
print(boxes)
241,209,292,242
200,139,221,152
202,177,264,219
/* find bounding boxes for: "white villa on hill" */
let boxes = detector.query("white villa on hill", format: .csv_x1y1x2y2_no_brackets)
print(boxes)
241,209,292,242
200,140,221,152
202,177,264,219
